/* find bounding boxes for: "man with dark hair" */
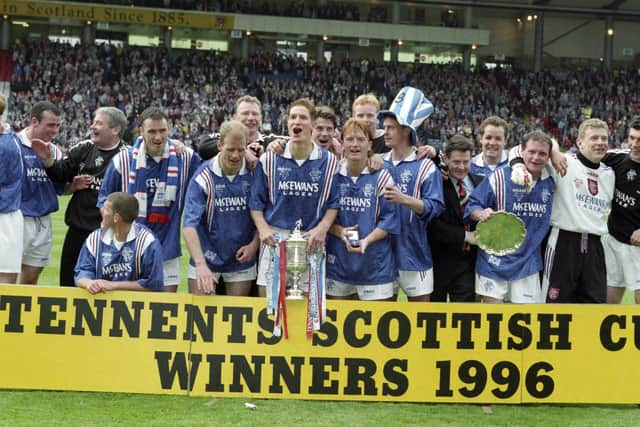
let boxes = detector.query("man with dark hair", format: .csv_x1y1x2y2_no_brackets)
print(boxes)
75,192,164,293
99,107,201,292
31,107,128,287
313,105,342,156
16,101,64,285
428,135,483,302
471,116,510,177
602,117,640,304
250,97,339,298
467,131,555,303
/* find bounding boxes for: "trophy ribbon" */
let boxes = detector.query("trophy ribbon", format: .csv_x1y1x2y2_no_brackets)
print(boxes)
306,251,326,339
269,235,289,338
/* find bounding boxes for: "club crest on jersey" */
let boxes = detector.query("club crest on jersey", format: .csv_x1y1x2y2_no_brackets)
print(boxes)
339,183,350,197
400,169,413,184
204,250,217,262
242,180,251,194
101,251,113,265
548,287,560,300
627,169,637,182
587,178,599,196
95,156,104,167
541,188,551,203
309,167,322,182
277,166,291,180
363,183,374,198
121,246,134,263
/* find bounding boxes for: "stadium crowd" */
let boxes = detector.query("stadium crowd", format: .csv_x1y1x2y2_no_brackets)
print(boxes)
2,38,639,308
7,40,639,154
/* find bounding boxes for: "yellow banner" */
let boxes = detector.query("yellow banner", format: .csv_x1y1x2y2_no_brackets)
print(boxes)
1,284,639,403
0,0,234,29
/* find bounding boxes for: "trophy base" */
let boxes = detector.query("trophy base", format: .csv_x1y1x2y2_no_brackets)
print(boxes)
286,288,306,300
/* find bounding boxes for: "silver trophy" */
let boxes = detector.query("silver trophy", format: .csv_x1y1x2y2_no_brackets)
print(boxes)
285,219,307,299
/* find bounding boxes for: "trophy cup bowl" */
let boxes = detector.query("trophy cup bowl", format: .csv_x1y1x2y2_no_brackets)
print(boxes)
285,220,307,299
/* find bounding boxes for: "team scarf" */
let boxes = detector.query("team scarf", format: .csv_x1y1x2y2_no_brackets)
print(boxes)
129,137,179,224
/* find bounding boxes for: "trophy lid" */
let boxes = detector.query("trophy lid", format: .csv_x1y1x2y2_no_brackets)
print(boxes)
288,219,307,243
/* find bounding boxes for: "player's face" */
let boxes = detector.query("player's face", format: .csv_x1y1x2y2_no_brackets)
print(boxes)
233,102,262,137
100,200,114,228
217,133,246,174
445,150,471,181
577,126,609,163
383,116,407,148
628,128,640,162
287,105,313,143
312,117,335,149
141,118,169,157
31,111,60,142
522,139,551,179
479,125,506,164
342,127,371,164
353,103,378,134
90,113,120,148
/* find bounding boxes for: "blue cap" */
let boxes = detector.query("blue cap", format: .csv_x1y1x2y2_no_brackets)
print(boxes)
378,86,434,145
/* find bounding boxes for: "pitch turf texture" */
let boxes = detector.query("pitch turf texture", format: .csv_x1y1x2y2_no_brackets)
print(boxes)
3,199,639,426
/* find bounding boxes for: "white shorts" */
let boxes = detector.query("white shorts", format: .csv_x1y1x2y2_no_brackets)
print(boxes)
476,273,543,303
326,278,394,301
163,257,181,286
188,264,257,283
604,234,640,291
0,210,24,273
22,215,52,267
394,269,433,297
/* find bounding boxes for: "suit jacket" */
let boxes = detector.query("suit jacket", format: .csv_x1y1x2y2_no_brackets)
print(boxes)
428,173,484,284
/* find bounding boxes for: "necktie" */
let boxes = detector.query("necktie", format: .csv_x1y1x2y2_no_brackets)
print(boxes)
458,181,470,251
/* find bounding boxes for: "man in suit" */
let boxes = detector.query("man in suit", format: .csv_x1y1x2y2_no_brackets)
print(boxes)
428,135,483,302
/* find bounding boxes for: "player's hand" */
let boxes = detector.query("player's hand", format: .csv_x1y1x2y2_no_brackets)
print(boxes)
235,240,259,264
195,263,217,294
30,138,53,161
551,149,567,177
416,145,436,160
257,226,277,247
244,146,259,171
367,154,383,172
266,139,286,154
630,229,640,246
330,137,343,157
511,163,532,192
304,225,328,254
466,231,477,246
172,139,186,155
383,183,407,205
70,174,92,192
473,208,495,223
